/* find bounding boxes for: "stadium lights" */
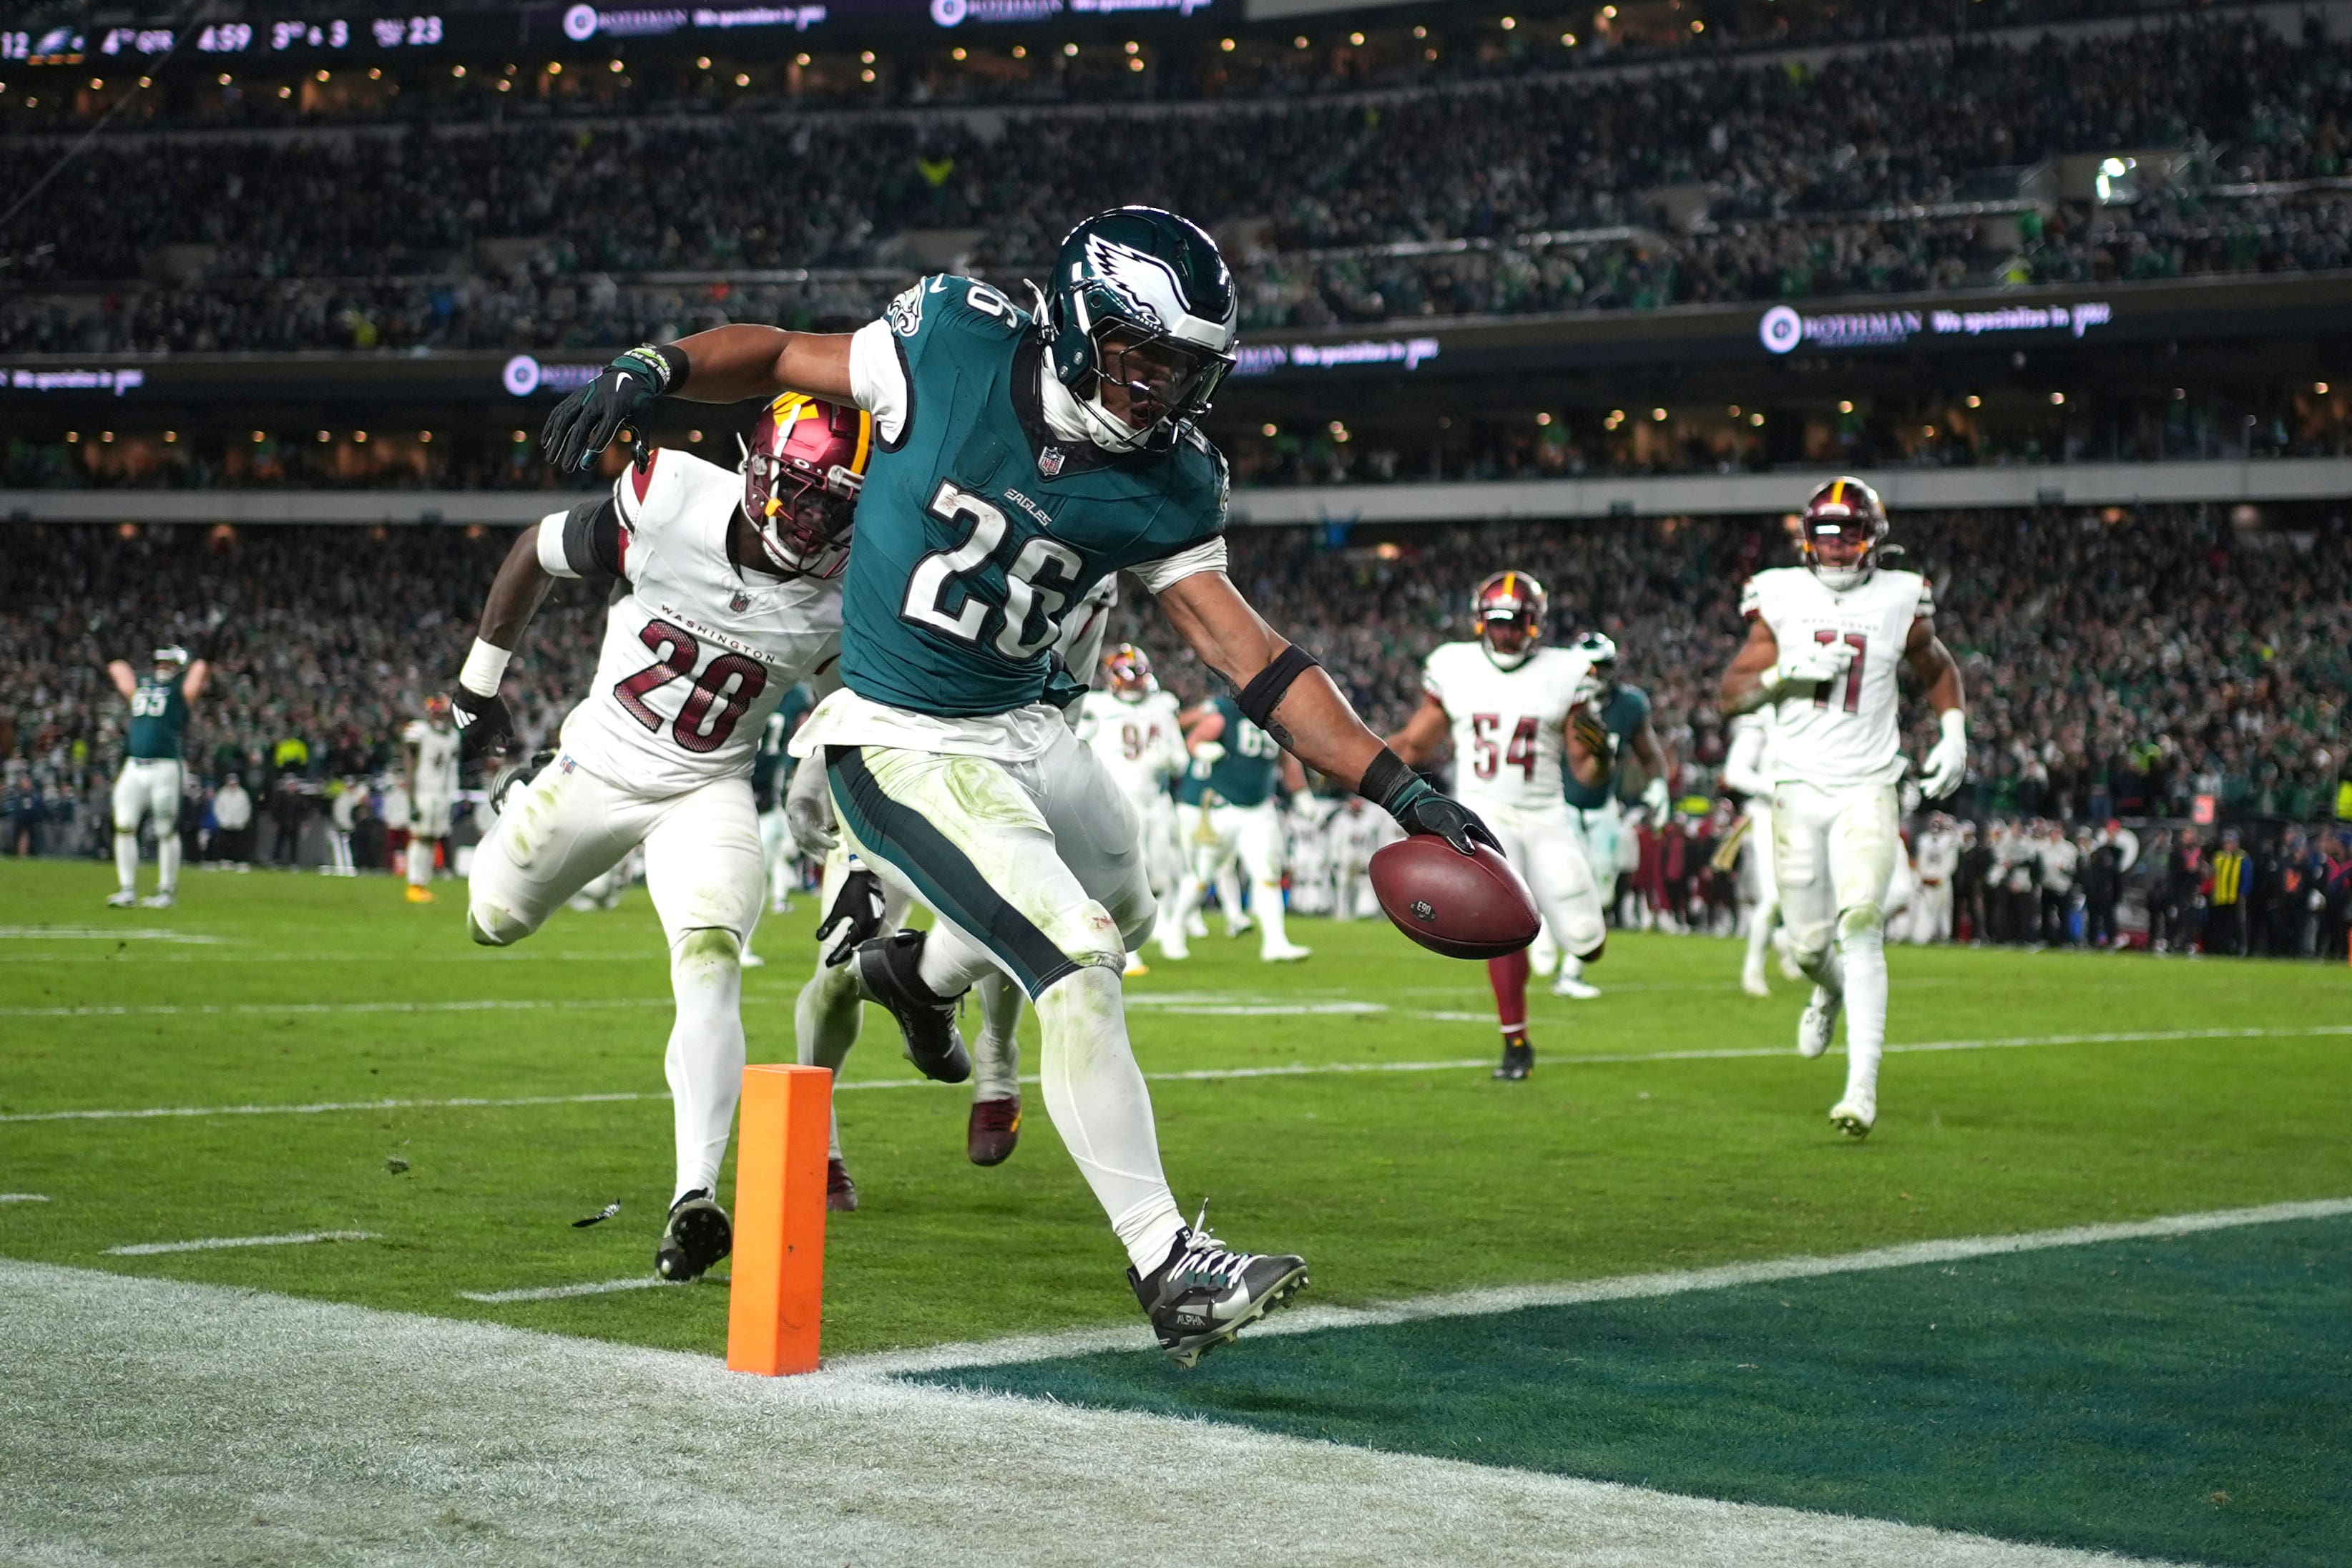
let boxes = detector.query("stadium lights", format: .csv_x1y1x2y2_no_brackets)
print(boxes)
1348,31,1365,46
1691,19,1705,31
795,52,810,65
251,431,265,442
278,85,292,98
2049,391,2067,405
1727,404,1741,416
138,75,152,88
858,68,873,82
1966,393,1982,408
1650,407,1667,421
315,69,329,82
1065,41,1079,56
355,431,368,444
2317,381,2331,394
102,431,115,443
504,62,516,74
1260,422,1278,437
690,429,705,443
451,64,465,77
163,431,177,443
951,47,966,61
1562,32,1577,46
1499,16,1516,30
496,79,511,92
1838,399,1855,413
511,430,526,443
860,49,875,62
547,61,562,74
1219,38,1235,51
1425,47,1438,59
217,72,231,85
1123,40,1140,54
608,58,623,72
419,431,433,443
695,55,711,69
1413,24,1427,38
737,73,752,86
65,431,79,442
1922,425,1936,438
1328,420,1349,441
1293,35,1308,49
1128,57,1144,72
1748,412,1765,426
371,67,383,79
1601,4,1617,17
316,431,330,442
90,77,104,89
1536,411,1552,426
1011,44,1026,58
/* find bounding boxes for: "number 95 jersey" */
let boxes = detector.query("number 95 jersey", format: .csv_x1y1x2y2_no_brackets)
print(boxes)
1740,564,1933,790
540,449,843,798
1421,642,1591,813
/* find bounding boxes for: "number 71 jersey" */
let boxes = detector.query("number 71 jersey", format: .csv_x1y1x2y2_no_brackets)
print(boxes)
557,449,842,798
1421,642,1591,811
1740,564,1933,790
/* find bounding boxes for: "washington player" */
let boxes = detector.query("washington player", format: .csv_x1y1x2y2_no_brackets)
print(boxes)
1718,477,1966,1139
1388,571,1609,1079
1074,644,1187,969
104,638,215,908
400,696,462,904
449,391,870,1280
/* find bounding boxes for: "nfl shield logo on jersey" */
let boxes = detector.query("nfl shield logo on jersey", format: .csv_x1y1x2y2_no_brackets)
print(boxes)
730,589,751,613
1039,446,1066,479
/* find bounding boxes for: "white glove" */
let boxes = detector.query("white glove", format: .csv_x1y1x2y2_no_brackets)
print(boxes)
1917,710,1968,800
1768,639,1856,697
783,752,838,858
1189,740,1225,778
1642,775,1671,821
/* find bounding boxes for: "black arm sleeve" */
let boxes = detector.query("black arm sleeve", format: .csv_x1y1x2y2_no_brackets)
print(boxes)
561,496,627,582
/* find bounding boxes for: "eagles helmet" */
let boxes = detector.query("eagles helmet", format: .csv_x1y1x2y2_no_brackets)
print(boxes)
152,645,190,671
1799,476,1889,591
742,392,872,579
1570,630,1619,701
1045,206,1239,451
1103,642,1155,700
1471,569,1548,670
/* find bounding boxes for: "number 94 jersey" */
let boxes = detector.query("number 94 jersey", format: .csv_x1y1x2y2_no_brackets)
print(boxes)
1739,565,1934,790
1421,642,1592,812
548,449,843,798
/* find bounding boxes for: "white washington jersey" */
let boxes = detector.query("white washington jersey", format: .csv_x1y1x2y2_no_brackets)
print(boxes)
542,448,843,798
1075,687,1185,803
402,720,461,801
1740,564,1934,790
1421,642,1592,812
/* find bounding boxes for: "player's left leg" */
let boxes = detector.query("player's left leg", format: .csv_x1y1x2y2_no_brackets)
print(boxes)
406,793,451,904
793,842,913,1212
1773,783,1845,1065
1740,804,1781,995
1821,784,1901,1137
968,970,1025,1165
143,762,185,908
640,775,766,1280
1240,802,1307,961
108,763,147,906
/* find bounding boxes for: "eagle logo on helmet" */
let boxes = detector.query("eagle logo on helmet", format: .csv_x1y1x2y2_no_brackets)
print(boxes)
1471,569,1549,670
1799,476,1890,592
1080,233,1182,335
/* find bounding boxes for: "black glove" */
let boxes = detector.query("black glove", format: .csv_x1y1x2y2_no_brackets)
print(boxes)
540,345,676,474
815,867,888,967
1387,775,1501,858
449,685,516,763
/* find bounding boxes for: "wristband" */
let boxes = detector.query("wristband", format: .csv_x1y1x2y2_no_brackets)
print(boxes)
1235,645,1320,730
612,343,690,393
459,638,512,697
1356,746,1421,813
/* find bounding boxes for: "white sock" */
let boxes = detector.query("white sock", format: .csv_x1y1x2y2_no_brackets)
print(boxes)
665,928,745,1204
1255,879,1291,952
915,920,996,999
795,960,864,1161
1217,867,1247,932
1839,921,1888,1107
1034,966,1183,1275
155,833,180,894
114,830,138,893
972,971,1024,1102
1743,900,1778,978
406,838,431,887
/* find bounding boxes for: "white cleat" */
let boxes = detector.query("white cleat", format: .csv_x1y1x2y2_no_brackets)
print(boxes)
1552,974,1600,1000
1184,912,1210,940
1740,969,1772,999
1797,986,1841,1059
1829,1097,1876,1140
1260,942,1313,964
106,890,137,908
1227,917,1254,940
139,892,175,910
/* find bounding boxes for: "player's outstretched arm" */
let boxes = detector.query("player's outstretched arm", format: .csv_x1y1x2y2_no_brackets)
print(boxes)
539,330,858,475
447,525,560,761
1155,571,1497,856
104,660,137,701
1905,615,1969,798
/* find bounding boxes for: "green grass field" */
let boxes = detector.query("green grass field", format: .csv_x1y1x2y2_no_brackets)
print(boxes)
4,856,2348,1564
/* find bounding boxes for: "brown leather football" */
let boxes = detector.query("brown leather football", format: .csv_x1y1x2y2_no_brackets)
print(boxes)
1368,835,1541,960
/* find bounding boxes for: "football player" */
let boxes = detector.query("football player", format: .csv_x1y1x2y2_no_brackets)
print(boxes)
452,391,868,1280
1544,631,1675,998
400,695,463,905
1718,476,1967,1139
104,633,216,908
1165,686,1312,963
1720,705,1797,996
542,205,1496,1364
1388,571,1609,1079
1913,811,1961,943
1074,643,1188,969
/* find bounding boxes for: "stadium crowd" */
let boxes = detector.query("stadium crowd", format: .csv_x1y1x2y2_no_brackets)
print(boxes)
9,14,2352,351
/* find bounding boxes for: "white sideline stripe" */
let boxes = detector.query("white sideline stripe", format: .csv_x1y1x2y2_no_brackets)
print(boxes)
10,1023,2346,1124
0,1193,51,1202
0,996,676,1019
838,1195,2352,1378
460,1275,676,1304
103,1230,378,1256
0,1259,2147,1568
0,926,225,944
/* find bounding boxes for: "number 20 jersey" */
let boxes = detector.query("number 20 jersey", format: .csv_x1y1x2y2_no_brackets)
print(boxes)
552,449,843,798
1420,642,1591,814
1738,565,1933,791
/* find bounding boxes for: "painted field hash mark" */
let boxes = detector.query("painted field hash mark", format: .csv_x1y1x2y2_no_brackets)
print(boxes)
104,1230,378,1256
459,1276,682,1304
0,1193,52,1203
0,926,225,944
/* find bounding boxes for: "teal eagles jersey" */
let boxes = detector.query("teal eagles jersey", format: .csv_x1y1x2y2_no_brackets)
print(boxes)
1562,682,1652,810
1175,696,1281,809
126,674,189,760
751,683,813,810
839,275,1230,718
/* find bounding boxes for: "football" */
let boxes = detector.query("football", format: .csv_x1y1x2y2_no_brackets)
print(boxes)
1368,835,1542,960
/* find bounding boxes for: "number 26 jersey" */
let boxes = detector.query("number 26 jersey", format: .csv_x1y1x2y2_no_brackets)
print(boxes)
539,448,843,798
1739,565,1933,790
1420,642,1591,813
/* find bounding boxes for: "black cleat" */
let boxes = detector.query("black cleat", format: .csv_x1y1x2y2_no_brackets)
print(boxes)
1494,1034,1534,1081
1129,1212,1309,1368
826,1157,860,1213
655,1188,732,1282
852,930,972,1084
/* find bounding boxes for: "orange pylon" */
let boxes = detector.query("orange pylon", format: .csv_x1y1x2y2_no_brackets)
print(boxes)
725,1064,832,1375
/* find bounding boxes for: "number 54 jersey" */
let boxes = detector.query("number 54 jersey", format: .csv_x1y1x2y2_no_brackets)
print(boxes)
1739,565,1933,790
542,448,842,798
1421,642,1592,815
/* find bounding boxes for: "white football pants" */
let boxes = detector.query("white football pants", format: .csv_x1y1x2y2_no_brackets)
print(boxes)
467,755,764,1205
112,758,184,894
1773,780,1900,1113
1743,801,1783,980
1172,798,1294,956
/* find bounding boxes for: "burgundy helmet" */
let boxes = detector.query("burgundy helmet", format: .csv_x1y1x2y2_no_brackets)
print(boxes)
1798,476,1888,590
1471,569,1549,667
742,393,872,579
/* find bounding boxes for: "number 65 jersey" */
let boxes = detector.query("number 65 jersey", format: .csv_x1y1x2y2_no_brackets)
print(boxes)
1740,565,1934,791
539,448,842,798
1420,642,1592,815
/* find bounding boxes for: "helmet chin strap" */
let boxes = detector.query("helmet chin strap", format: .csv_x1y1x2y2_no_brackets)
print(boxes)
1039,363,1152,452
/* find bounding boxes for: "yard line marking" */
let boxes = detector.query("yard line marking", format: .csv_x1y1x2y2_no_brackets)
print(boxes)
459,1276,679,1303
838,1195,2352,1378
0,1193,51,1202
104,1230,378,1256
11,1024,2347,1124
0,997,677,1020
0,926,225,944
